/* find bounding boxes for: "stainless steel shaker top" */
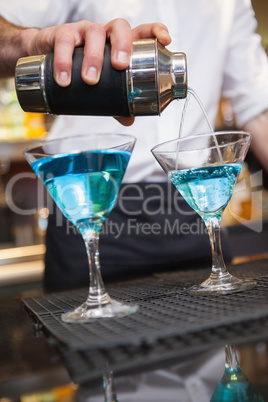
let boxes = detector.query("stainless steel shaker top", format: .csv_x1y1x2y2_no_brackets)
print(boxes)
15,39,187,116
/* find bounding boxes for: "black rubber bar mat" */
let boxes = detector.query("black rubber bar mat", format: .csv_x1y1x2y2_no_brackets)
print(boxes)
22,259,268,352
54,315,268,385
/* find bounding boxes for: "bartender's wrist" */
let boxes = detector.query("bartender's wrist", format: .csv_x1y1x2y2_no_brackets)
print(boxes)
20,27,41,57
0,16,40,77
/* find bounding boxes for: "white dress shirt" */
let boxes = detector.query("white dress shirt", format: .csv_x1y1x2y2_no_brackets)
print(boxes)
1,0,268,182
0,3,266,399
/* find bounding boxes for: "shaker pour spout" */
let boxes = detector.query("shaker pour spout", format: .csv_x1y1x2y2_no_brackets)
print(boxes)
157,42,187,113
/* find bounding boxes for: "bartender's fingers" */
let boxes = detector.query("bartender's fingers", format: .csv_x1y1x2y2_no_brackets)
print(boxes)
53,32,77,87
106,18,133,70
81,23,106,85
132,23,171,46
28,25,76,86
32,22,84,87
52,21,96,86
114,116,135,126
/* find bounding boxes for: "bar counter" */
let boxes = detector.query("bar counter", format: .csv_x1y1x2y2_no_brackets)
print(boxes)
1,258,268,399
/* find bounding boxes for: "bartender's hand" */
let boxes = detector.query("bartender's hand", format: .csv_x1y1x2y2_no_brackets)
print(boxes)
25,18,171,125
27,19,171,87
0,16,171,125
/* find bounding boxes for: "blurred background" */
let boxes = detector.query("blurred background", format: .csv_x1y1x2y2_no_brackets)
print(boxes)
0,1,268,402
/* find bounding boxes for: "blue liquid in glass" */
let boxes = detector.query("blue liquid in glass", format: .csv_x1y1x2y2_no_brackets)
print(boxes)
31,149,130,226
168,164,241,221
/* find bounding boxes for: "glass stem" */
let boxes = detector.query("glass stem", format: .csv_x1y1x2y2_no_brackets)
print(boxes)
80,220,111,307
103,368,118,402
225,344,239,370
205,216,229,280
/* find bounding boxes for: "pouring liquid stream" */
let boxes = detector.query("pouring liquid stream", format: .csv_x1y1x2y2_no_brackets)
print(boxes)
176,87,223,168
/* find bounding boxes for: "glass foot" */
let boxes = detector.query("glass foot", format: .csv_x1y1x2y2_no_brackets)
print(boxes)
61,299,139,323
188,274,256,296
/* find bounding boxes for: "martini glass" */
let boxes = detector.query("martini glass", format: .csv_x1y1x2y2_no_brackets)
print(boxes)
151,131,256,295
103,367,119,402
24,133,138,322
211,345,264,401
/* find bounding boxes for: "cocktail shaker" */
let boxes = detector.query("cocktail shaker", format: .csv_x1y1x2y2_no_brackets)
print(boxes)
15,39,187,117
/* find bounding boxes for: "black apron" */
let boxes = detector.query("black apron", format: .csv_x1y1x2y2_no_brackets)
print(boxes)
44,182,232,291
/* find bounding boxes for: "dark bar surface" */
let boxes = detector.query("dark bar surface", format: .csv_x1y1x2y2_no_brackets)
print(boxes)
20,259,268,385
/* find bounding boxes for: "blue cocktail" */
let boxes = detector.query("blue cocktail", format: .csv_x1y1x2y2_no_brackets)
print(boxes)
24,134,138,322
168,164,241,222
32,149,130,226
152,131,256,295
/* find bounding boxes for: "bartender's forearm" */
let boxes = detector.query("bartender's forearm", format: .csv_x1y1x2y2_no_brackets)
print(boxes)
0,16,39,77
243,109,268,172
0,16,171,87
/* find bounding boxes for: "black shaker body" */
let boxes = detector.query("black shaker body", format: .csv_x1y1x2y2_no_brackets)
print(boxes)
16,45,130,117
45,46,130,116
15,39,187,117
